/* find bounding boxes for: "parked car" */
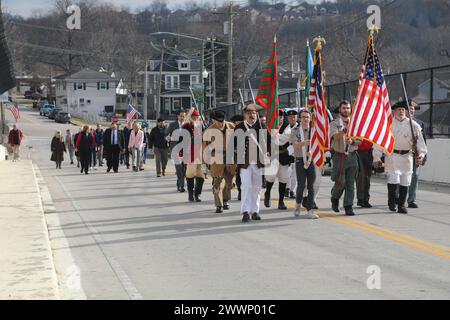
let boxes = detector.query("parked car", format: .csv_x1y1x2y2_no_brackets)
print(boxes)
40,104,55,116
24,90,33,99
48,107,63,120
31,92,41,100
55,112,71,124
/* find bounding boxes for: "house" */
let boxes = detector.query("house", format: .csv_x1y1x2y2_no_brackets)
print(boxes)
54,68,118,120
145,53,212,119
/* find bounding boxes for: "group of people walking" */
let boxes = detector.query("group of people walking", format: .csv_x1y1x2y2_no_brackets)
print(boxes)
42,98,427,223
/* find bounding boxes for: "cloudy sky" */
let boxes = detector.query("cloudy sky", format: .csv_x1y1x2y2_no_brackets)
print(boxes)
2,0,325,18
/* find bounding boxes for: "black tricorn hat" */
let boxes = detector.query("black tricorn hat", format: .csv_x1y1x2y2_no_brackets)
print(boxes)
392,100,408,110
211,110,226,121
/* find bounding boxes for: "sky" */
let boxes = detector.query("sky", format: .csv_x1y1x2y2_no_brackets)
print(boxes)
2,0,325,18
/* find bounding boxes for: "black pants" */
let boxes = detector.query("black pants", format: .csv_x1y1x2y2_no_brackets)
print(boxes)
107,145,121,172
80,151,90,173
175,163,186,189
90,148,96,167
295,158,316,210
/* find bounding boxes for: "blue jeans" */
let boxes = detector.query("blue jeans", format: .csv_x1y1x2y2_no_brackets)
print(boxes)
407,163,421,204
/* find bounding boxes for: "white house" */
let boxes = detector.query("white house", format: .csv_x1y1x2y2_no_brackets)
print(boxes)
54,68,118,120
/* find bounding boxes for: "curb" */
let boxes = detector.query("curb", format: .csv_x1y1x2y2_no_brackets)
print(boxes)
33,164,87,300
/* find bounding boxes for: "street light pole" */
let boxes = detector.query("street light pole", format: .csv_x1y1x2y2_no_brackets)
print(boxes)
211,34,217,109
200,39,205,113
227,1,234,104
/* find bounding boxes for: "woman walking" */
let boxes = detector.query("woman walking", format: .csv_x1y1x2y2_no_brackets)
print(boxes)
51,131,66,169
76,125,95,174
128,122,144,172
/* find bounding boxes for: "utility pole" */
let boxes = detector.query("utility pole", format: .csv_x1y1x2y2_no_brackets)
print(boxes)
227,1,234,104
0,101,4,144
200,39,205,113
156,39,165,120
144,60,148,120
211,34,217,109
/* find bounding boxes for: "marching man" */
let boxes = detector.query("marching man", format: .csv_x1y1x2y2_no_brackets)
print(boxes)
373,100,427,214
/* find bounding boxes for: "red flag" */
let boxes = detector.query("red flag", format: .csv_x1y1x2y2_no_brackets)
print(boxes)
348,35,394,154
255,35,279,132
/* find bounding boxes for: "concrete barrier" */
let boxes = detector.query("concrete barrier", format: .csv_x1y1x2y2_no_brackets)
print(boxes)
420,139,450,184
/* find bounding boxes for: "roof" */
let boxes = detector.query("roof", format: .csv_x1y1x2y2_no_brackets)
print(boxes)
53,68,117,81
148,53,201,72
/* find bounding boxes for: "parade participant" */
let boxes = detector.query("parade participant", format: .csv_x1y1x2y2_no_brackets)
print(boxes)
285,110,299,199
8,124,23,162
73,128,82,168
230,114,244,200
234,103,269,222
103,122,124,173
166,110,187,192
406,99,427,209
50,131,66,169
65,129,75,165
128,122,144,172
264,109,289,210
203,110,236,213
76,125,95,174
373,100,427,214
290,109,319,219
88,127,97,169
356,139,373,208
122,123,132,169
330,100,362,216
182,108,205,202
95,124,104,167
149,118,169,177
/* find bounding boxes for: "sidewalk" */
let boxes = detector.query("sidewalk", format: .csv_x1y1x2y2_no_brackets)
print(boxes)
0,160,59,299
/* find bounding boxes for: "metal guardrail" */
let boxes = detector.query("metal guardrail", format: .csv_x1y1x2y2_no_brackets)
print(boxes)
212,64,450,138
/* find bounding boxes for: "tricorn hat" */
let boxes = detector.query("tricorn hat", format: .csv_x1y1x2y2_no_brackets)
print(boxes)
211,110,226,122
392,100,408,110
242,103,264,112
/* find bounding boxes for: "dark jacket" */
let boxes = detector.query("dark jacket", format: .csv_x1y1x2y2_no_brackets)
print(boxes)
51,136,66,162
94,129,104,146
148,126,169,149
166,120,184,151
8,129,23,146
76,132,95,153
103,128,124,158
234,121,270,169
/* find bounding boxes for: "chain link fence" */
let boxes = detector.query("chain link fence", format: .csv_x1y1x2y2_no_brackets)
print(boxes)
211,64,450,138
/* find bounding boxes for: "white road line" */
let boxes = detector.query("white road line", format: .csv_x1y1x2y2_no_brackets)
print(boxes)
54,175,144,300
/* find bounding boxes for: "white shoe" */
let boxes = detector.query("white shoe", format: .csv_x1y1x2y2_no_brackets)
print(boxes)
306,210,319,219
294,203,301,217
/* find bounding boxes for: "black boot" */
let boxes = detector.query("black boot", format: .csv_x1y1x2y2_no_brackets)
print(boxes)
302,196,308,208
237,189,241,201
216,206,223,213
344,206,355,216
264,182,274,208
331,198,339,213
397,185,408,214
387,184,397,212
194,177,204,202
278,183,287,210
187,178,195,202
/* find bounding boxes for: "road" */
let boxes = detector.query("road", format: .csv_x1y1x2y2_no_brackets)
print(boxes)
8,106,450,299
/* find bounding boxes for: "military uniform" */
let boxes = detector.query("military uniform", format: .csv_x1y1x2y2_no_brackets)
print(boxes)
373,101,427,214
203,110,237,213
289,121,319,219
329,117,359,216
234,104,269,222
264,110,289,210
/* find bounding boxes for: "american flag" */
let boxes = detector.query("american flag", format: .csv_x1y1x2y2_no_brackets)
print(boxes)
126,104,138,126
307,48,329,168
348,36,394,154
9,103,20,122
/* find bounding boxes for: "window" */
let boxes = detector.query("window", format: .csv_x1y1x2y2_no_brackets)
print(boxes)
77,83,83,90
178,61,190,70
63,82,66,90
165,75,179,89
100,82,107,89
79,98,85,106
172,98,181,113
191,75,200,85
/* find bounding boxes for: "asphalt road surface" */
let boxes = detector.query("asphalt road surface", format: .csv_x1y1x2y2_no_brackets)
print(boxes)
9,107,450,299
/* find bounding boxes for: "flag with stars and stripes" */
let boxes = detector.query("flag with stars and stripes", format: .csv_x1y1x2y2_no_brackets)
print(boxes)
126,104,138,126
348,35,394,154
9,102,20,122
255,35,279,132
307,46,329,168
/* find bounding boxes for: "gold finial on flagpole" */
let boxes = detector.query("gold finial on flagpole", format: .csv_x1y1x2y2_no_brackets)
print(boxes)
368,25,380,36
312,36,326,50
